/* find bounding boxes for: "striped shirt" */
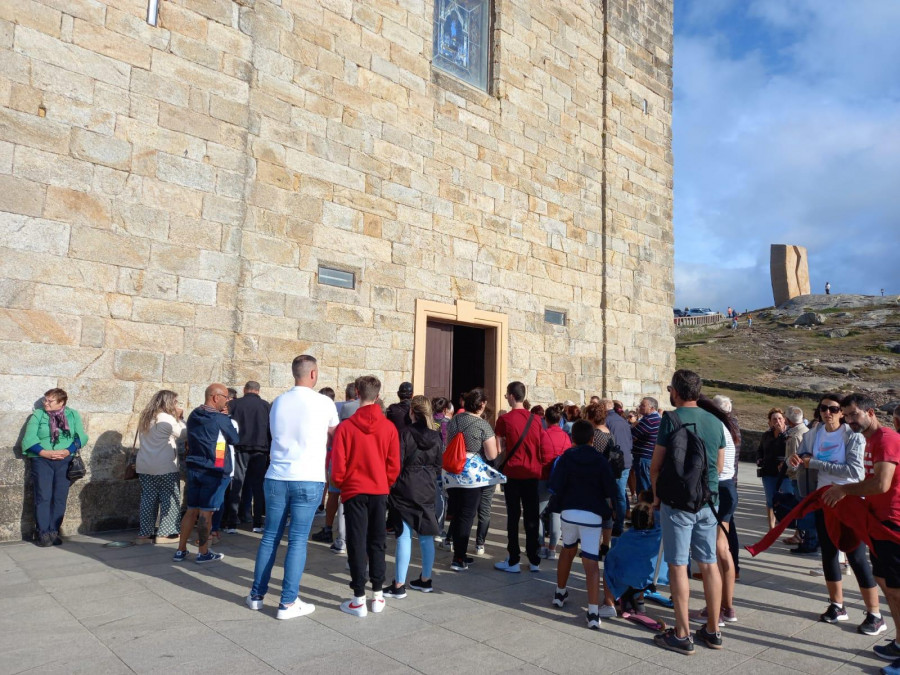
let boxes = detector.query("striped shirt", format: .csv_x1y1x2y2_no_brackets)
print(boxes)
631,411,661,460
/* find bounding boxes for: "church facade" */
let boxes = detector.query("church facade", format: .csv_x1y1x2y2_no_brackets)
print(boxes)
0,0,674,539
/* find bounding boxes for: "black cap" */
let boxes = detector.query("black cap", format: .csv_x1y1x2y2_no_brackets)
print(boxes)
398,382,413,398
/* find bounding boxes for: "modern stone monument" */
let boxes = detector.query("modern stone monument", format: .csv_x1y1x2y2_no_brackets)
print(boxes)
771,244,811,306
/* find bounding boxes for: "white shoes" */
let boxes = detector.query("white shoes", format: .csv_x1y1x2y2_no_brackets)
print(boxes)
245,594,263,611
276,600,315,620
340,598,368,617
494,559,521,573
371,596,385,613
598,604,618,618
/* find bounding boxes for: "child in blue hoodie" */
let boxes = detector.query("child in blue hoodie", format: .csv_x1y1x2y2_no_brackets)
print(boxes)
548,419,617,629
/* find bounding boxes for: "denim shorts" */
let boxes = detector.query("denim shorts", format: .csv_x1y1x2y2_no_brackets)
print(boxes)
186,467,230,511
717,479,738,523
660,503,717,566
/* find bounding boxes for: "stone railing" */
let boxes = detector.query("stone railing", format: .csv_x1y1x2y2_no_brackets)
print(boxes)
673,313,725,327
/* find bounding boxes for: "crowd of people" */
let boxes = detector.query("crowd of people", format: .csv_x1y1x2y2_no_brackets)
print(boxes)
20,360,900,671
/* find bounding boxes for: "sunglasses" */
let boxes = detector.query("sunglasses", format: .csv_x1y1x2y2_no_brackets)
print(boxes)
819,404,841,414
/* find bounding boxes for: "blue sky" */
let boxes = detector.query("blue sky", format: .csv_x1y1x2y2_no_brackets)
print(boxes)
672,0,900,311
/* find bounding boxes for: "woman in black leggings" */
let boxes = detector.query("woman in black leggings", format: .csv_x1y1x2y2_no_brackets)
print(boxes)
443,389,503,571
789,394,883,634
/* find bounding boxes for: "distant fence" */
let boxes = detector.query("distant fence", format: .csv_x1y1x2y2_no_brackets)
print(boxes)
673,313,725,327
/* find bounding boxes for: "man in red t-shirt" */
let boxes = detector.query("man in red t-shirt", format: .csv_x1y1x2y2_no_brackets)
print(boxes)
493,381,543,573
823,393,900,655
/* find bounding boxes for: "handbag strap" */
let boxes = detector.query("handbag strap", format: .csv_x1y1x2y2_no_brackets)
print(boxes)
501,412,535,468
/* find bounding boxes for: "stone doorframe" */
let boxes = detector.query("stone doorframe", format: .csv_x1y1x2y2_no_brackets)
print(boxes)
412,299,509,420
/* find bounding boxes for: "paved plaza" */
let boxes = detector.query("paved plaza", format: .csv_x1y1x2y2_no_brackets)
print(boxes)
1,466,891,674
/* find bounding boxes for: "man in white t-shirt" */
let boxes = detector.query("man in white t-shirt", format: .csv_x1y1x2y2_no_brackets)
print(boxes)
245,355,338,620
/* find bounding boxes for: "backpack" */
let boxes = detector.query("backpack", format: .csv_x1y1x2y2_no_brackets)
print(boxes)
656,411,712,513
604,441,625,479
442,432,467,474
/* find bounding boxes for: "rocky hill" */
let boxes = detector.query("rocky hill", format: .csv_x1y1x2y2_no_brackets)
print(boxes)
676,294,900,431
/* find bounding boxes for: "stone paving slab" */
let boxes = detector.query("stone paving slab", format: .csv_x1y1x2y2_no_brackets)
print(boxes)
0,467,892,674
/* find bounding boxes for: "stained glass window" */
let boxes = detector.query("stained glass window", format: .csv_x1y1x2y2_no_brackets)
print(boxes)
432,0,491,91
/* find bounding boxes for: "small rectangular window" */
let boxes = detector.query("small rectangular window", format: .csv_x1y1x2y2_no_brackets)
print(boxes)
432,0,491,91
318,266,355,289
544,309,566,326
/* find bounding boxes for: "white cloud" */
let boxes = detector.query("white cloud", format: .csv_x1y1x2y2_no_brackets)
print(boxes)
674,0,900,310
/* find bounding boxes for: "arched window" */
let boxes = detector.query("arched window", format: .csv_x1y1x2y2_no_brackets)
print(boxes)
432,0,491,91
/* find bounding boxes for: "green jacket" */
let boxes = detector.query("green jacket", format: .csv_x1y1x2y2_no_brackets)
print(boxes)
21,408,88,457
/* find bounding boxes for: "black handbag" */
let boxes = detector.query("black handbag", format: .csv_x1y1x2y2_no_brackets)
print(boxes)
67,453,87,482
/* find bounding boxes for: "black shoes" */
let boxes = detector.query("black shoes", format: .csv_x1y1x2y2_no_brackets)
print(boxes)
36,533,53,548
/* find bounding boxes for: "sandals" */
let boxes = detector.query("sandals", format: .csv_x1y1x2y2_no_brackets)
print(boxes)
782,535,801,545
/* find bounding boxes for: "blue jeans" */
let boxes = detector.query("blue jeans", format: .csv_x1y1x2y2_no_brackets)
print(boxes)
251,479,323,606
791,479,817,548
613,468,631,536
761,475,793,509
395,520,435,584
633,457,652,494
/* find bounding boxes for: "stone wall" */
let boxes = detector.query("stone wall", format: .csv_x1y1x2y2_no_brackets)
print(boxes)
0,0,673,540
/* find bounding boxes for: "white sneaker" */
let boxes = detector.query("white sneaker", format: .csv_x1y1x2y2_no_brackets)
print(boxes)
252,527,264,533
245,594,263,611
598,604,618,618
371,596,386,613
340,598,368,617
475,545,485,555
276,600,315,620
530,563,540,572
223,528,238,534
494,559,521,573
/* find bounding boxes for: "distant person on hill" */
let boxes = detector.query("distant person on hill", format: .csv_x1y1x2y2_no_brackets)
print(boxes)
747,314,752,330
825,282,831,295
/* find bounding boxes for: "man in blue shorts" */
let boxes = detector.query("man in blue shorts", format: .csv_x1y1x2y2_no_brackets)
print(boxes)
651,370,725,654
173,383,239,563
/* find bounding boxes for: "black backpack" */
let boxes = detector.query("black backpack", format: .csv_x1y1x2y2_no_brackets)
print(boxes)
656,411,712,513
604,441,625,479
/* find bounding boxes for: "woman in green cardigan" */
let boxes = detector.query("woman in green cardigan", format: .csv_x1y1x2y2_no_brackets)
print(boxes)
22,388,88,547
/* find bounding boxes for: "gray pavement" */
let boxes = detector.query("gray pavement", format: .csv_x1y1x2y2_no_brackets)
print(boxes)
1,465,892,674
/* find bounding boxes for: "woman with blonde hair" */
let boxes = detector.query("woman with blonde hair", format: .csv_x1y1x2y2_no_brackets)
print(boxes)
135,390,186,544
383,396,444,596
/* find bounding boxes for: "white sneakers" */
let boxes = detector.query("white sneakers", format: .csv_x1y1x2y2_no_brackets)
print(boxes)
598,604,618,618
340,596,386,617
494,559,540,573
277,600,315,620
494,559,521,573
245,595,263,611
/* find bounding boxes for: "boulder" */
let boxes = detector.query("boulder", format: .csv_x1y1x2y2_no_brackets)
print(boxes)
794,312,826,326
884,342,900,354
879,401,900,413
824,328,850,338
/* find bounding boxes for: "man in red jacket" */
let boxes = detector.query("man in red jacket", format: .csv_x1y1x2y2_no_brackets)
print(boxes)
494,381,544,573
331,375,401,617
823,393,900,661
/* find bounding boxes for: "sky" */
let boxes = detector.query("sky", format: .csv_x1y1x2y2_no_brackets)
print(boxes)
672,0,900,312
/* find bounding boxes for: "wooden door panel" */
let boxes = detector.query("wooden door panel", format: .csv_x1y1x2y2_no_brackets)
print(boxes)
424,320,453,400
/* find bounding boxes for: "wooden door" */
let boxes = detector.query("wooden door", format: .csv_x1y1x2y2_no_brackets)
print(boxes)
424,320,453,400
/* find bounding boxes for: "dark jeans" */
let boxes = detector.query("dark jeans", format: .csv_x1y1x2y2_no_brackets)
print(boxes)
226,449,267,527
447,487,481,563
343,494,387,597
815,509,875,586
31,455,73,536
504,478,541,566
475,486,493,546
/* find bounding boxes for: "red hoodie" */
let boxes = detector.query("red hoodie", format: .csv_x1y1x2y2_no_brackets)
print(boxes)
331,404,401,502
539,424,571,480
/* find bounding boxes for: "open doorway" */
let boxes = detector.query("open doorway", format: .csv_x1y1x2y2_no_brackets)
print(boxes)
423,321,486,400
413,299,508,423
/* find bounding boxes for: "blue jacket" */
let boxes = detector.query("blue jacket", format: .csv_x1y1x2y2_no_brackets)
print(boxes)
185,406,239,473
548,444,616,519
